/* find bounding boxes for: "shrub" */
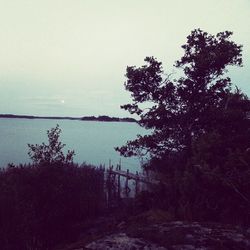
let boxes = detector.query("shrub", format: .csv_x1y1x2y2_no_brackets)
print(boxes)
0,163,105,250
135,162,250,226
28,124,75,165
0,126,105,249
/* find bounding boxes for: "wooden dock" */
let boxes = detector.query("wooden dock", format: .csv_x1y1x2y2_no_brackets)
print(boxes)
109,168,159,185
105,163,160,207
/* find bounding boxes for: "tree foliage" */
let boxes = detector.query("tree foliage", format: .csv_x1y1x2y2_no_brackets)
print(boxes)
28,124,75,165
116,29,249,170
116,29,250,224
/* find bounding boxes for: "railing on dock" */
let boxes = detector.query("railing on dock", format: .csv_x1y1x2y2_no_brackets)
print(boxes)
105,162,159,208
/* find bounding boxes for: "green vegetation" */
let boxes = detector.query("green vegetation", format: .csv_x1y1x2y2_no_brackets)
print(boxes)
81,115,136,122
117,29,250,225
28,124,75,165
0,126,105,250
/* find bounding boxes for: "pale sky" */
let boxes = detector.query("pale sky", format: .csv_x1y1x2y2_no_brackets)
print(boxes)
0,0,249,117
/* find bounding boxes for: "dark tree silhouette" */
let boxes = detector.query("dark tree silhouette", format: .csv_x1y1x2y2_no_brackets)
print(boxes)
116,29,249,170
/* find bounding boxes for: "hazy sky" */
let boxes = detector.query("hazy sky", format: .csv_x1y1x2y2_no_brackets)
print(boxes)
0,0,249,117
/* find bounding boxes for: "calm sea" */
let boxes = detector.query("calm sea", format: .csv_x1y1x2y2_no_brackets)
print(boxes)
0,118,147,171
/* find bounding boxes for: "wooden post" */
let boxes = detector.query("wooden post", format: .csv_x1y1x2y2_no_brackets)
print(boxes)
117,171,121,200
106,168,111,208
113,172,116,200
135,171,139,196
125,169,130,197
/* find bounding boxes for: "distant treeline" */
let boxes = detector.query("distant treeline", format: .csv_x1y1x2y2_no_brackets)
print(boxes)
81,115,136,122
0,114,137,122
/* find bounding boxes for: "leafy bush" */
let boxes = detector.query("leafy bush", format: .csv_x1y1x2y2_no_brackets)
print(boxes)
28,124,75,165
135,155,250,226
0,163,105,250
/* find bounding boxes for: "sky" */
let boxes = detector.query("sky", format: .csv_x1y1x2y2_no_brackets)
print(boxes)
0,0,249,117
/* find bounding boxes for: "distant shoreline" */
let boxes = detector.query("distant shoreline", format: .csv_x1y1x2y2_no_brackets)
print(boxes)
0,114,137,123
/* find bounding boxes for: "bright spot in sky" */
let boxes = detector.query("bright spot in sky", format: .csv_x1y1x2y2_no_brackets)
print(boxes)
60,100,65,104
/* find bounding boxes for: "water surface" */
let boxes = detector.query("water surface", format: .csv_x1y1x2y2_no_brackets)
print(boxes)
0,118,147,171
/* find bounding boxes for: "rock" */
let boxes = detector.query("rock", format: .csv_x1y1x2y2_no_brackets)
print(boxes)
117,221,126,230
85,233,166,249
57,213,250,250
83,221,250,249
127,221,250,249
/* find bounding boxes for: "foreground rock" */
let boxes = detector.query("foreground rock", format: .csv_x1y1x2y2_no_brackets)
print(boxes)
85,233,166,249
84,221,250,250
57,210,250,250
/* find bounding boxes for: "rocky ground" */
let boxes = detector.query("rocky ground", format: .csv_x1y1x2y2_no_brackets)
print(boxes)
56,210,250,250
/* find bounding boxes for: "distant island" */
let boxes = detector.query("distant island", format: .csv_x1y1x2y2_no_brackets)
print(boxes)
0,114,137,123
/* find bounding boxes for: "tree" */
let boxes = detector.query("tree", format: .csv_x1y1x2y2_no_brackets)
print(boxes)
28,124,75,165
116,29,250,170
